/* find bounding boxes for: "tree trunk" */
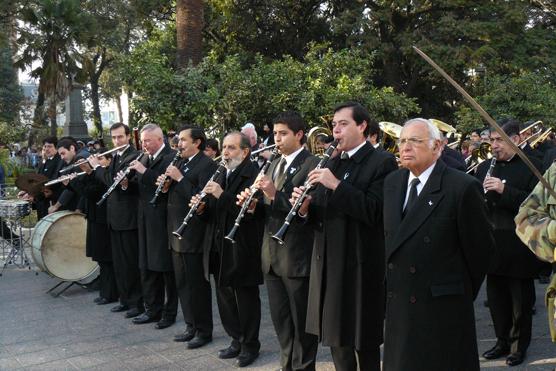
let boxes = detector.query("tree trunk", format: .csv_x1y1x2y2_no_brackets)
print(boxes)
48,98,57,136
116,95,123,125
176,0,204,68
90,75,103,136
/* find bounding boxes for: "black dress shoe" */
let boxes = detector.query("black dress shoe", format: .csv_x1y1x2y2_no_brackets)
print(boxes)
174,328,196,342
110,304,129,313
132,313,161,324
236,352,259,368
483,344,510,359
155,318,175,329
94,296,103,304
187,335,212,349
218,345,241,359
96,298,116,305
125,307,145,318
506,352,525,366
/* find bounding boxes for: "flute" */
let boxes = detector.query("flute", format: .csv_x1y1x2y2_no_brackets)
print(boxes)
271,140,339,244
96,151,146,206
225,148,280,243
150,150,181,206
59,144,128,173
172,160,228,239
44,171,86,186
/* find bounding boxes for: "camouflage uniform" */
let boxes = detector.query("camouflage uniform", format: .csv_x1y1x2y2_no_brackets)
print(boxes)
515,163,556,342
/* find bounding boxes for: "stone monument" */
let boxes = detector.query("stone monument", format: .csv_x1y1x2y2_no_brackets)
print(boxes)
63,81,90,141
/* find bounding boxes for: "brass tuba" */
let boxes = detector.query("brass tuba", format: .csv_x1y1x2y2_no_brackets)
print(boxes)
378,121,402,154
307,125,333,156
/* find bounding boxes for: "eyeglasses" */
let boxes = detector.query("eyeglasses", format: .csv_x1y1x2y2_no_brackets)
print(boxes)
397,137,429,147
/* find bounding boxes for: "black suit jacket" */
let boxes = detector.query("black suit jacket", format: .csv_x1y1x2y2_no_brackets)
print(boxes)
166,152,217,253
383,160,494,371
136,145,176,271
95,145,141,231
35,153,62,218
202,156,264,287
57,148,89,211
304,142,397,349
261,149,319,278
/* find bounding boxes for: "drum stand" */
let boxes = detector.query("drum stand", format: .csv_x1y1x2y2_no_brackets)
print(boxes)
0,217,33,277
46,278,98,297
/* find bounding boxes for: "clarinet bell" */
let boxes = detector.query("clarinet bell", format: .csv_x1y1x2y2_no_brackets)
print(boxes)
271,222,289,245
224,225,238,244
172,223,186,239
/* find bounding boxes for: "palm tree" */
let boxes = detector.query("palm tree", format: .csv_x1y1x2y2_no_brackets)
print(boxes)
176,0,204,68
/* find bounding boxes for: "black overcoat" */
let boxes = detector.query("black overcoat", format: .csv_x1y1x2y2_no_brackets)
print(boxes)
136,145,176,271
261,149,319,277
305,142,397,349
34,153,62,219
383,160,494,371
475,155,544,278
73,172,112,262
166,152,216,253
94,146,140,231
202,157,264,287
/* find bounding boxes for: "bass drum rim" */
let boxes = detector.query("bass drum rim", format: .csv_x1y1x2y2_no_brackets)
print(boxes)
31,210,98,281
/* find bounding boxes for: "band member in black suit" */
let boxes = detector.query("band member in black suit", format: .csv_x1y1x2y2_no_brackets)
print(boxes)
242,112,319,370
49,137,89,213
382,118,494,371
28,136,62,219
196,132,264,368
88,123,144,319
476,123,544,366
75,150,119,305
162,126,216,348
127,124,178,329
291,102,398,371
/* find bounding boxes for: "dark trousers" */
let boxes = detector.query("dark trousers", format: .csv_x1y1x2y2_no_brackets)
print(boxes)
330,345,380,371
141,269,178,320
487,274,534,354
98,261,119,301
172,251,212,337
265,271,317,371
216,285,261,355
110,229,143,309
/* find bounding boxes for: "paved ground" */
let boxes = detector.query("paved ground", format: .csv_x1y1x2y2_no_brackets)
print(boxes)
0,241,555,370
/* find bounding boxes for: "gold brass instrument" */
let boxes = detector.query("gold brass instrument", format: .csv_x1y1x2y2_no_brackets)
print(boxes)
429,118,462,148
378,121,402,154
307,126,332,156
530,127,552,148
466,142,492,174
519,120,543,137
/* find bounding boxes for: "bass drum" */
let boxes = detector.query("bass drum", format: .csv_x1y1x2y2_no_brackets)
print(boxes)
31,211,98,281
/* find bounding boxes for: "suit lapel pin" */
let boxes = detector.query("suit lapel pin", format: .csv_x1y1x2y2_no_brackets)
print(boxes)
289,167,296,174
344,172,350,180
428,200,433,206
183,167,190,174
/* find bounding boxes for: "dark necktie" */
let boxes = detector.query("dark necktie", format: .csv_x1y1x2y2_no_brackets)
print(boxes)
340,152,350,160
274,158,287,190
403,178,421,217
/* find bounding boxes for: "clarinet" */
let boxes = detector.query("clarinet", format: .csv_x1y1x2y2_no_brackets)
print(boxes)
483,157,497,194
172,160,228,239
224,148,280,243
96,151,146,206
149,150,181,206
272,140,339,245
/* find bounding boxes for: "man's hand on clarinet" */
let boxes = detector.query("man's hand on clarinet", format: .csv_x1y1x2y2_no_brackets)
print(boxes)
290,186,311,217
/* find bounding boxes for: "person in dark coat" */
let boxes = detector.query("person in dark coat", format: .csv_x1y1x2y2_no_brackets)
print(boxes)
27,136,62,219
88,123,144,319
198,132,264,368
292,102,398,371
74,150,119,305
383,118,494,371
128,124,178,329
242,111,319,371
49,137,89,213
476,122,544,366
163,126,217,349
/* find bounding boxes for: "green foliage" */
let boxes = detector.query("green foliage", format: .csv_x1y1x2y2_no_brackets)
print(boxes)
120,38,420,135
455,72,556,132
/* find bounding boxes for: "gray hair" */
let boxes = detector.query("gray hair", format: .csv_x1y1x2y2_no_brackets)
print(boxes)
226,131,251,151
402,118,442,148
140,124,163,138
